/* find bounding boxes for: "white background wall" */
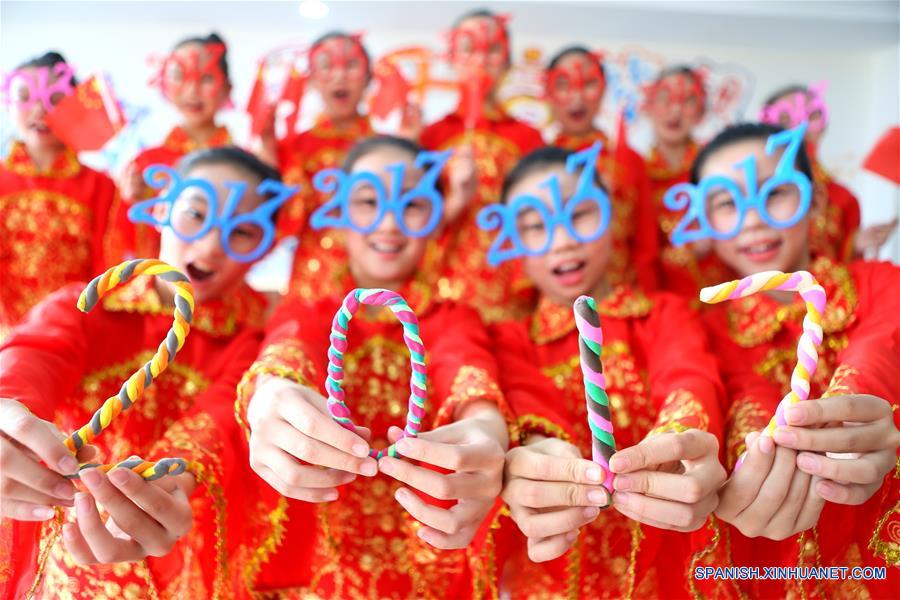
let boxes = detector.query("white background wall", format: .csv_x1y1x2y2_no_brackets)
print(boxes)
2,0,898,261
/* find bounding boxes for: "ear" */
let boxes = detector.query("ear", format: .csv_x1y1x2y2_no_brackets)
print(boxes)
151,200,170,232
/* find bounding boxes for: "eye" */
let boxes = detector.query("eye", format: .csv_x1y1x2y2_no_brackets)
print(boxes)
351,194,378,209
49,92,67,106
201,73,216,85
403,198,428,213
231,226,257,239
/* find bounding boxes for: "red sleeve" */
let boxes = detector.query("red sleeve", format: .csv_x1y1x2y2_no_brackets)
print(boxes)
515,124,545,155
233,298,329,440
826,262,900,403
425,304,511,428
488,320,575,443
639,294,725,441
827,180,861,260
0,284,90,420
145,328,265,598
91,172,118,272
420,119,448,151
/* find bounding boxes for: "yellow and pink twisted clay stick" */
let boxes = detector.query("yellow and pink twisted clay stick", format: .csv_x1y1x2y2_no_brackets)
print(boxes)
700,270,826,463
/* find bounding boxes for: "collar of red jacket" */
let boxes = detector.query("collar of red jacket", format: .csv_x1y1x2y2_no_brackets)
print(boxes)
162,125,232,155
646,140,699,181
724,256,858,348
102,275,268,337
530,286,653,345
4,140,81,179
310,114,373,140
552,128,610,153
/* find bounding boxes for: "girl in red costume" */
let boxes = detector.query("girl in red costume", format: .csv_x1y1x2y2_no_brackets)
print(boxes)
0,51,117,337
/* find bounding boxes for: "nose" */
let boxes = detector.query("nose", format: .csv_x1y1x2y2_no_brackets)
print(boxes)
374,209,401,234
194,227,227,261
549,222,579,254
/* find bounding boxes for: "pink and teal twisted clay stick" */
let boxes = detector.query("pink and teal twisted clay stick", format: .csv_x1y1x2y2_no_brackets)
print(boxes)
574,295,615,493
325,288,427,459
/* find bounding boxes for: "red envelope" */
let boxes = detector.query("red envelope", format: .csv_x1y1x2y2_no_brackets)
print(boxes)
45,76,126,152
863,126,900,185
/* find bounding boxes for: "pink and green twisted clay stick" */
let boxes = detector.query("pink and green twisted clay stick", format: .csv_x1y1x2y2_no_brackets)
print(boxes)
700,270,826,468
325,288,427,459
574,295,616,493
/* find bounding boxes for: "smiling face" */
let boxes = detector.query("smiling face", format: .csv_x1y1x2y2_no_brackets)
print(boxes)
648,72,705,146
547,52,605,136
512,165,612,306
450,15,509,95
703,138,811,277
309,36,369,123
10,66,72,154
344,146,433,290
157,162,268,303
162,42,231,130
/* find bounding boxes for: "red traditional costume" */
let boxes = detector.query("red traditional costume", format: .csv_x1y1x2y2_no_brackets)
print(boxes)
0,142,116,338
701,257,900,598
489,287,725,599
0,276,266,599
104,125,232,263
809,161,861,263
233,273,514,599
645,142,731,299
554,130,660,292
274,115,374,301
419,107,544,323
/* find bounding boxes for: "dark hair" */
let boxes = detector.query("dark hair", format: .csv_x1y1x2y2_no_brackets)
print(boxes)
310,30,372,77
15,51,78,85
762,84,807,109
342,135,422,171
174,32,230,82
178,146,282,183
545,45,606,89
502,146,608,203
690,123,813,184
451,8,511,60
653,64,701,87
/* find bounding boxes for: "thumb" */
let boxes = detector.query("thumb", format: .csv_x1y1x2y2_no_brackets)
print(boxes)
355,426,373,442
387,425,404,444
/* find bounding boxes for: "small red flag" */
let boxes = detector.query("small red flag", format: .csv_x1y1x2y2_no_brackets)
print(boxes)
369,59,410,120
862,126,900,185
45,75,125,152
245,60,271,137
280,66,307,139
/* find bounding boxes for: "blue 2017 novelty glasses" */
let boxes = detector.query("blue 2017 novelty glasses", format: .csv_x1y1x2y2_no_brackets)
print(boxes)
128,165,298,262
664,122,812,246
477,142,611,266
309,150,451,237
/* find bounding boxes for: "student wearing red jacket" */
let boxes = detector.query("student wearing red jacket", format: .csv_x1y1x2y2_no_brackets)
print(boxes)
0,147,287,598
420,9,545,323
235,136,512,598
0,51,117,337
546,46,660,292
487,146,726,598
683,122,899,598
106,33,233,263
